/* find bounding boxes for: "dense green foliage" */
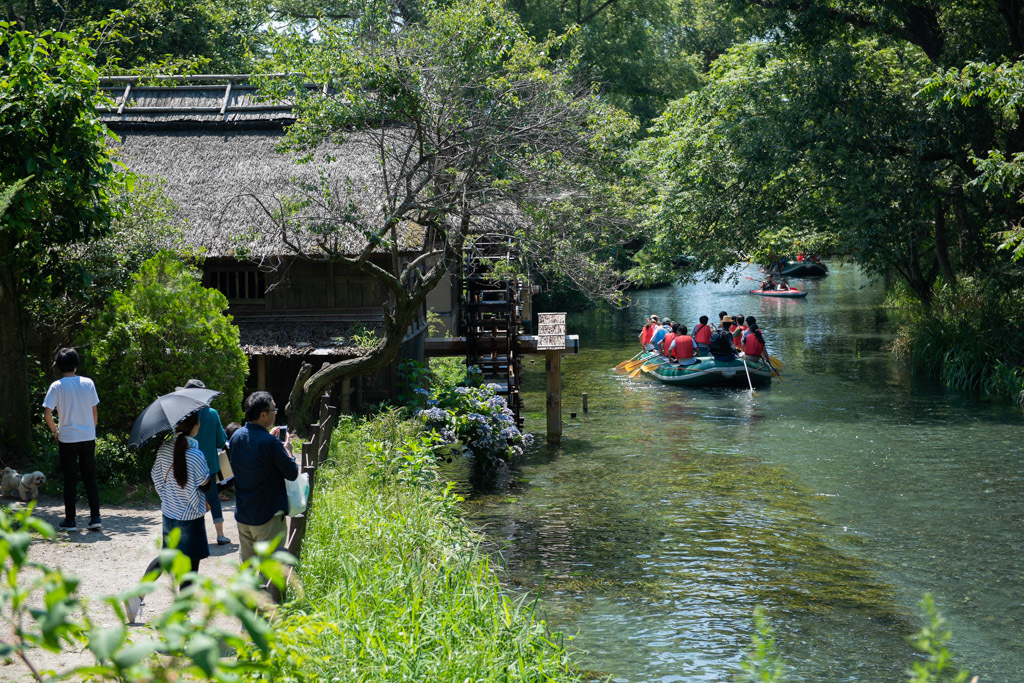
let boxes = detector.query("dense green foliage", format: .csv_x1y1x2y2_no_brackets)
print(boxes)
890,278,1024,403
256,0,637,429
259,412,583,681
0,25,123,460
83,252,247,432
3,0,270,73
0,504,287,681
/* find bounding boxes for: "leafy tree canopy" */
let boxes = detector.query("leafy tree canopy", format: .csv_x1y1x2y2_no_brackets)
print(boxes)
83,252,248,432
253,0,637,427
0,24,123,458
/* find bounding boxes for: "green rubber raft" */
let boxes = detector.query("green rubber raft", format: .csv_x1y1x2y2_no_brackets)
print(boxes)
635,352,773,388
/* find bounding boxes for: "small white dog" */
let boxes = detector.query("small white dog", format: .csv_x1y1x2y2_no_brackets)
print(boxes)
0,467,20,498
18,472,45,501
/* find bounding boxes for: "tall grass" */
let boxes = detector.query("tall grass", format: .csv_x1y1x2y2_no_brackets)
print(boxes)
264,411,583,682
890,277,1024,406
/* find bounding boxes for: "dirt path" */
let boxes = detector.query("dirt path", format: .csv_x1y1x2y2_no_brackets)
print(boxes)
2,494,246,682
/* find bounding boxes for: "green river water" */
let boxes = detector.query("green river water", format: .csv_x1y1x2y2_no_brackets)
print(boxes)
463,264,1024,682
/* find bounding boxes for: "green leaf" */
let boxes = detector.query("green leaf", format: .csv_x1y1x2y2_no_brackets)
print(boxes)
87,626,125,663
185,633,220,676
111,639,161,669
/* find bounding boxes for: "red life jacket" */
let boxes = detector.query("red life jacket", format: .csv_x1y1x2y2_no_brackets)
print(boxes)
661,332,676,353
671,335,695,360
731,324,745,348
743,332,765,357
641,324,654,345
693,323,712,344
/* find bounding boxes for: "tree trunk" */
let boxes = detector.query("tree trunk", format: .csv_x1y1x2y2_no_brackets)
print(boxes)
0,265,32,463
934,201,955,285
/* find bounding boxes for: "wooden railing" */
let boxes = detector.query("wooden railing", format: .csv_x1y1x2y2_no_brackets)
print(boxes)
284,394,338,573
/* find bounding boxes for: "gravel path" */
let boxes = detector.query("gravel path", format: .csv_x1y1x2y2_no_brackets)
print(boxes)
2,493,246,682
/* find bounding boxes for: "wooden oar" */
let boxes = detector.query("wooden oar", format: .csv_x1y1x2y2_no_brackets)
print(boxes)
761,352,785,381
630,355,669,378
641,356,672,372
615,351,644,373
768,355,784,369
621,354,652,373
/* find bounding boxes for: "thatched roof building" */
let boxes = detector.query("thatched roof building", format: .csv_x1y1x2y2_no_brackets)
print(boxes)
100,76,447,407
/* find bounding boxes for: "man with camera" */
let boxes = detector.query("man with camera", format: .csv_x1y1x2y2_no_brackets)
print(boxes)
227,391,298,583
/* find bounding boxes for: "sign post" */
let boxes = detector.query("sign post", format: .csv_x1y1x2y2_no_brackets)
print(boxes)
537,313,566,443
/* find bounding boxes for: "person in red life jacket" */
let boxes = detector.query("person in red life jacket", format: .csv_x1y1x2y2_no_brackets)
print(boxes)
661,323,678,356
650,320,671,352
731,314,747,349
797,252,805,262
778,279,790,291
668,325,698,365
742,322,766,359
708,316,737,360
692,315,713,355
639,314,659,350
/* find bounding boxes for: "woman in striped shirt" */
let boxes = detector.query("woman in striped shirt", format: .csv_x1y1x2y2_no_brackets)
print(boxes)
126,412,211,623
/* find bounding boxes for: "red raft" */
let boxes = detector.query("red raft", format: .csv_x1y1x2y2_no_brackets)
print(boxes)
749,288,808,298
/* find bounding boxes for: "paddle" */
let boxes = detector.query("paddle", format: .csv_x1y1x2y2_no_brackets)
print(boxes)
615,351,644,373
641,356,672,372
741,355,757,395
621,354,653,373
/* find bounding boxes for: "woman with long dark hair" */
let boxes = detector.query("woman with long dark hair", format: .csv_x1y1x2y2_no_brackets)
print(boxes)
125,412,211,623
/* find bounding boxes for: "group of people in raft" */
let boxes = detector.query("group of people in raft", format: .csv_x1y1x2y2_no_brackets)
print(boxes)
638,311,768,366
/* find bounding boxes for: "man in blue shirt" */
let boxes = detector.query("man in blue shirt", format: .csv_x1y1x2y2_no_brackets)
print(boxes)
228,391,298,586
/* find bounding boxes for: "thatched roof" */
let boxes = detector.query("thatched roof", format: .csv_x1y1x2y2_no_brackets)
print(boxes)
237,320,366,357
99,76,300,129
236,315,425,356
112,127,426,259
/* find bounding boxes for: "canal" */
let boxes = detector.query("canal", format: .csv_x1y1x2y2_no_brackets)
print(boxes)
464,264,1024,681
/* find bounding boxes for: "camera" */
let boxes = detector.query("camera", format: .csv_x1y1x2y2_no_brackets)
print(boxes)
278,426,288,442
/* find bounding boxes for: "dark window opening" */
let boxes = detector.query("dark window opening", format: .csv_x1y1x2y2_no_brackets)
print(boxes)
207,269,266,301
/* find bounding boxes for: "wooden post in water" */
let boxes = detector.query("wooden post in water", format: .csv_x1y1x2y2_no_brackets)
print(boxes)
545,349,562,443
537,312,567,444
582,392,588,413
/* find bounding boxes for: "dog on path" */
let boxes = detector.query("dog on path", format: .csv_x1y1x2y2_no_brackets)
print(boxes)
0,468,46,501
1,467,20,498
18,472,45,501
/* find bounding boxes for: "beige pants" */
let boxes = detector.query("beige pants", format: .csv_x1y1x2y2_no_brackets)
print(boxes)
237,513,287,564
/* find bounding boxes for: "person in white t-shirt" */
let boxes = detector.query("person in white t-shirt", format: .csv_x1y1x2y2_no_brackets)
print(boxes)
42,348,101,532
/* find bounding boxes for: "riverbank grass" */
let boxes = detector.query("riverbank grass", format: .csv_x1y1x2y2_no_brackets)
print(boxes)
265,411,582,681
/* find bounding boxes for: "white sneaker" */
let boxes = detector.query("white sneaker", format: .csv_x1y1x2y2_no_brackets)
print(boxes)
125,596,144,624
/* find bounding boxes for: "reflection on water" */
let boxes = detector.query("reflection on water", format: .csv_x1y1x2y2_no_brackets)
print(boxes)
463,264,1024,682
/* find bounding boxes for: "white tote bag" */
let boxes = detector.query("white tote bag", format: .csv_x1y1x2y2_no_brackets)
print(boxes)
285,472,309,516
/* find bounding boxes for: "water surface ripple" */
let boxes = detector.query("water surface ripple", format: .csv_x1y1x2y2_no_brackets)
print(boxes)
464,265,1024,681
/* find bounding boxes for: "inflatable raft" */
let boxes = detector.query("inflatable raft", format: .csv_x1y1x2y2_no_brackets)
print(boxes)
749,288,808,298
635,353,773,388
780,260,828,277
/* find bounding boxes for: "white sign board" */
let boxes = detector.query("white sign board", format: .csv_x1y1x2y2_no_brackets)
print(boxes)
536,312,566,350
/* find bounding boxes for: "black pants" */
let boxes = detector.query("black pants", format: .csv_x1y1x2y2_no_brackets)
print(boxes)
58,440,100,522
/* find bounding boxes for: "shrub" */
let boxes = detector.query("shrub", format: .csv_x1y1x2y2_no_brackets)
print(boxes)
891,276,1024,403
81,252,248,433
405,375,532,474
